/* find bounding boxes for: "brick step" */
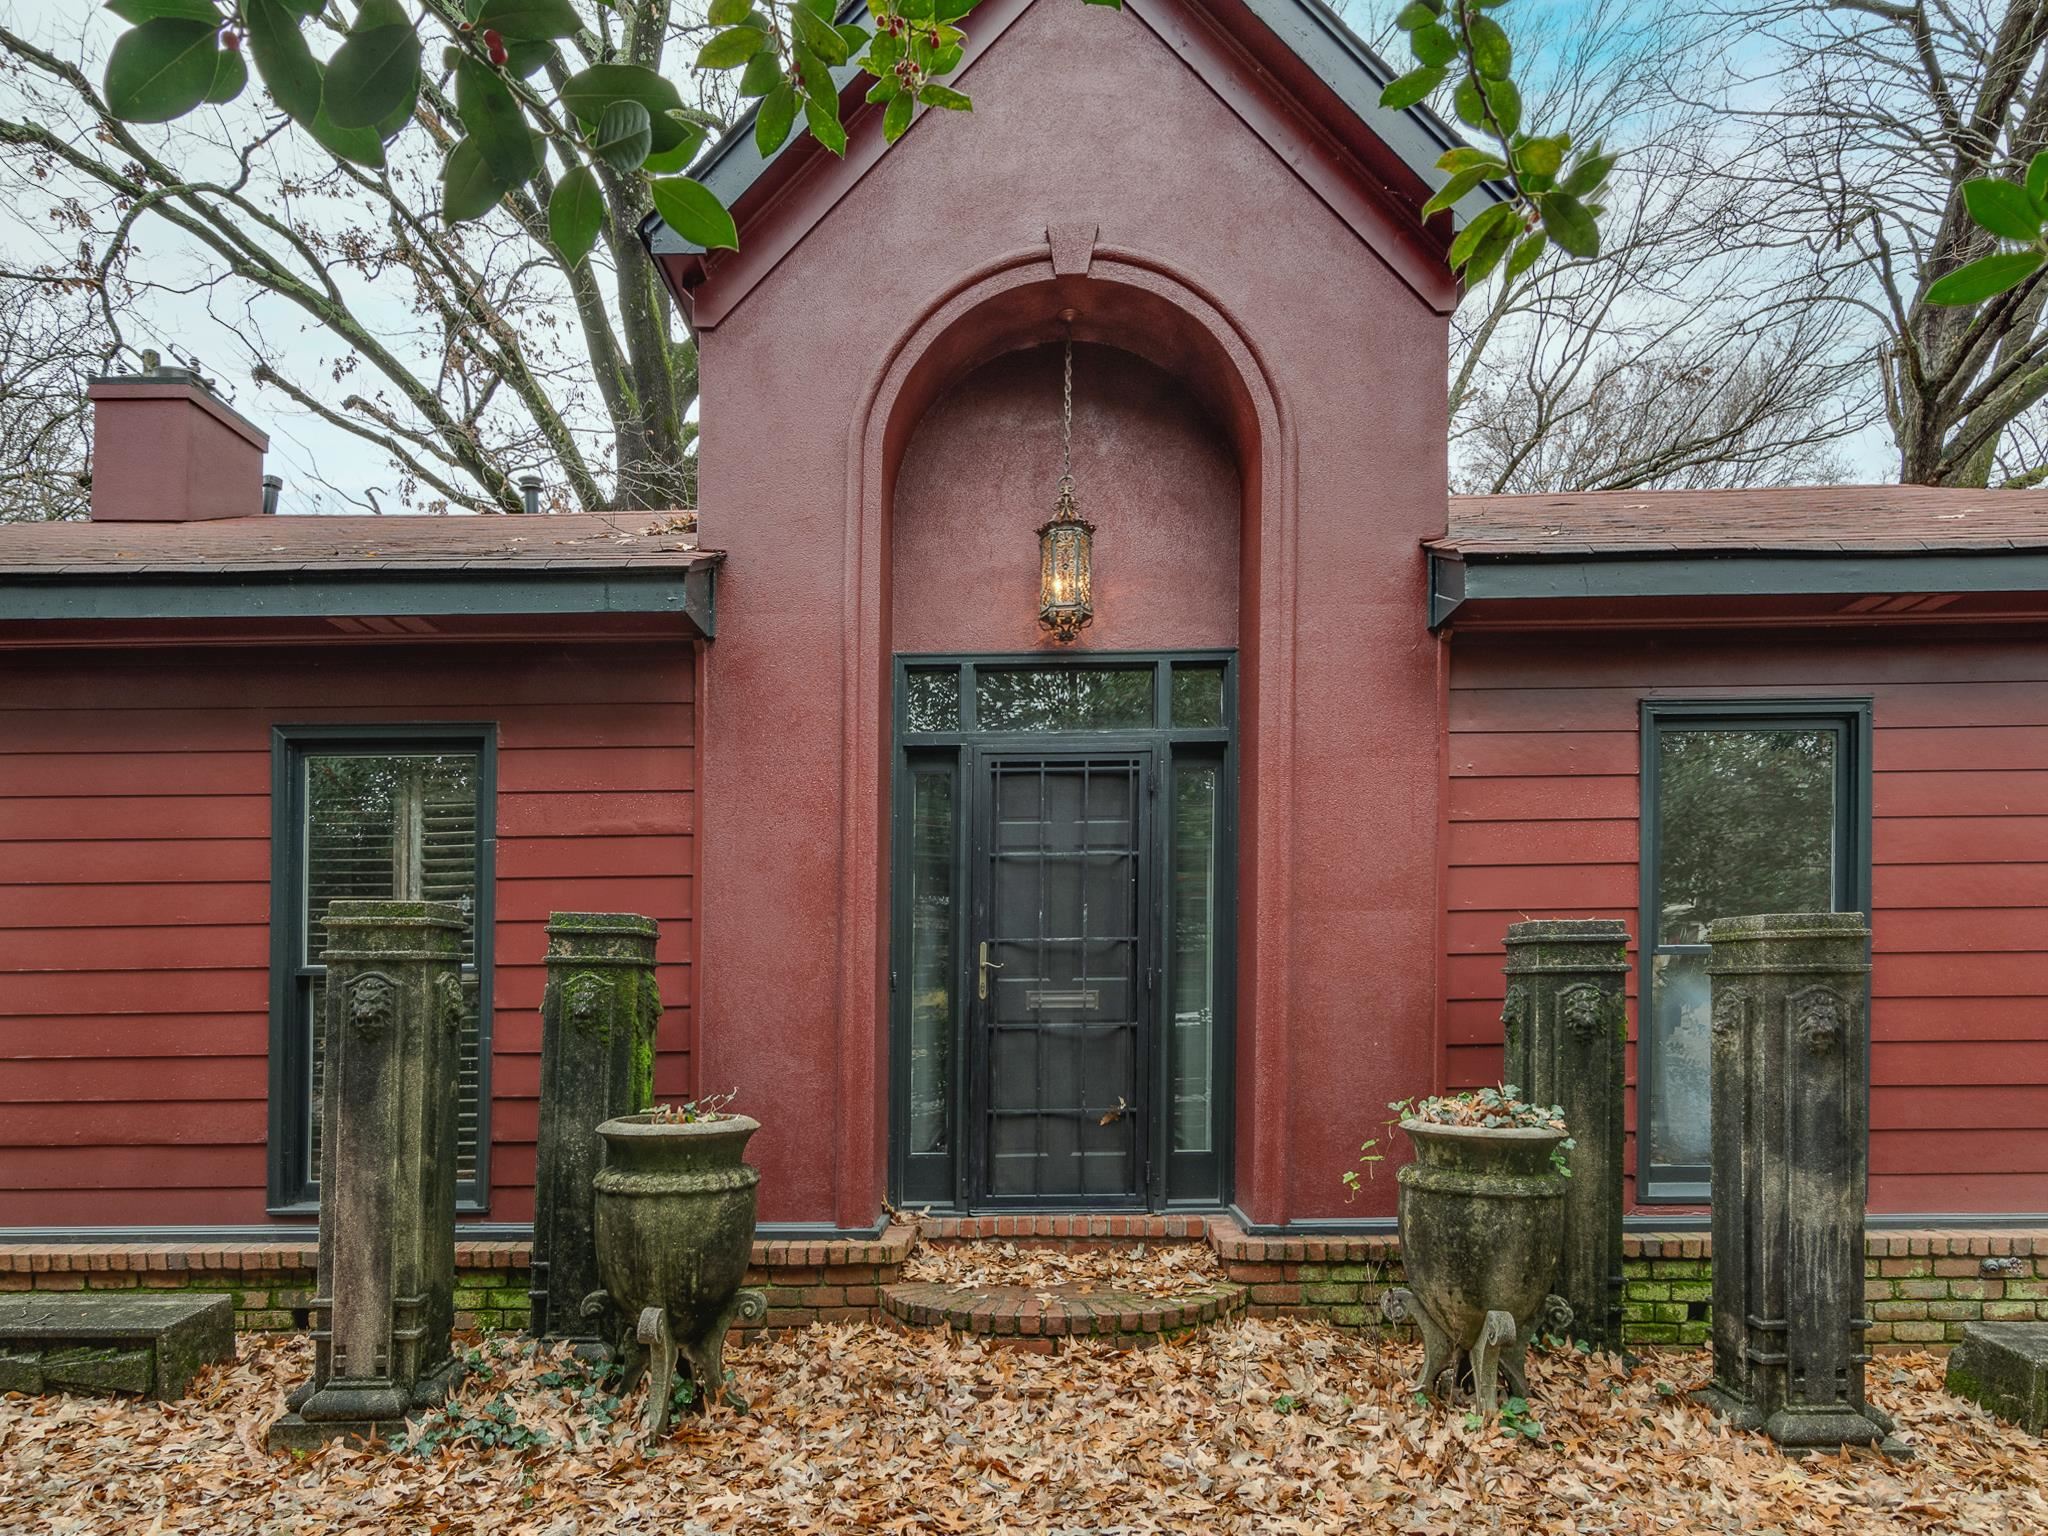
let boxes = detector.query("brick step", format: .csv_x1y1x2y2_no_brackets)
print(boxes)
909,1214,1218,1244
881,1281,1246,1352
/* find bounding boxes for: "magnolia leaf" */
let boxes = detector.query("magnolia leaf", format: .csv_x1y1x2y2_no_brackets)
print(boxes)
591,98,652,172
1538,189,1598,258
1484,77,1521,136
321,17,420,131
106,0,221,23
805,88,848,155
204,43,247,104
547,163,605,265
1467,15,1512,79
883,86,914,142
1504,228,1547,282
865,73,901,104
441,135,509,221
1380,65,1444,112
798,0,835,17
1438,146,1504,175
756,80,798,155
642,121,707,174
1514,135,1565,180
1560,151,1614,198
1394,1,1439,26
1925,250,2046,307
649,175,739,250
1463,215,1518,283
936,0,980,19
1962,178,2045,244
708,0,752,22
558,64,695,156
837,23,870,54
244,0,323,126
1081,0,1123,8
1453,74,1484,130
1411,22,1457,69
791,5,850,66
738,50,783,96
474,0,582,39
2030,151,2048,209
1421,165,1490,219
310,100,386,167
1447,200,1517,270
697,25,770,70
456,54,540,183
918,83,971,110
104,17,220,123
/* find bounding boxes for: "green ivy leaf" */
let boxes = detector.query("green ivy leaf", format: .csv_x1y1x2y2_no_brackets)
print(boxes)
1437,146,1505,175
456,53,540,184
204,43,247,105
244,0,323,127
755,81,797,155
697,25,770,70
883,85,914,142
708,0,752,22
1380,65,1444,112
738,50,783,97
865,73,900,104
1925,250,2046,307
648,175,738,250
936,0,980,19
547,162,605,265
1466,15,1512,79
1410,23,1457,69
591,98,652,172
322,1,420,132
104,17,219,123
1514,135,1565,180
804,88,848,154
1453,74,1484,130
791,5,850,66
105,0,220,23
1538,189,1598,258
917,82,971,111
1394,1,1439,27
1963,178,2045,244
792,44,834,104
1463,214,1518,282
474,0,582,39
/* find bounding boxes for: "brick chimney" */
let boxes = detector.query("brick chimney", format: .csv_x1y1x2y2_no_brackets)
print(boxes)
86,359,270,521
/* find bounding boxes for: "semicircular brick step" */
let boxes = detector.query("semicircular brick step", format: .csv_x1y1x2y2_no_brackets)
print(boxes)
882,1281,1245,1351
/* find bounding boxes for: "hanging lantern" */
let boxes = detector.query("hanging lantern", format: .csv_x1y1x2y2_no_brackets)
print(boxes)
1037,328,1095,643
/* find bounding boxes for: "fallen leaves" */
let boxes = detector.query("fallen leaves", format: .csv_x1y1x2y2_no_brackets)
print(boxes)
900,1238,1226,1299
0,1320,2042,1535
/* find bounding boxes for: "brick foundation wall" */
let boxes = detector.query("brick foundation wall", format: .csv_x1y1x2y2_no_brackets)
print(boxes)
4,1224,2041,1350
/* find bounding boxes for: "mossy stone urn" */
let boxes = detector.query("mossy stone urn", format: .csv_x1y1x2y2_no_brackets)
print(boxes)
588,1113,767,1448
1384,1121,1573,1415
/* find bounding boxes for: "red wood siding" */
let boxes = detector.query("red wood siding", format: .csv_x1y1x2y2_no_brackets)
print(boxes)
1446,628,2048,1216
0,642,697,1227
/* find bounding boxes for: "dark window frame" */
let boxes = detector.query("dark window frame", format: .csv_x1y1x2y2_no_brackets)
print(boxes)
1637,698,1872,1204
889,652,1237,1212
266,723,499,1214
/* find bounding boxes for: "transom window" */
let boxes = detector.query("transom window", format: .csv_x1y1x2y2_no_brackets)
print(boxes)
1639,701,1869,1202
268,726,496,1212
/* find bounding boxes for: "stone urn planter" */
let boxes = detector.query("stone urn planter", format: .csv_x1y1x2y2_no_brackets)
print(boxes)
587,1111,767,1448
1383,1104,1573,1416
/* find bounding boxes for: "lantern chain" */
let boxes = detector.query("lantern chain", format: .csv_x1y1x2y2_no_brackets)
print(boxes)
1060,331,1074,492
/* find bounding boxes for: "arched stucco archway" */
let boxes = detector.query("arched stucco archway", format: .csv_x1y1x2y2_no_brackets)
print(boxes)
822,247,1304,1226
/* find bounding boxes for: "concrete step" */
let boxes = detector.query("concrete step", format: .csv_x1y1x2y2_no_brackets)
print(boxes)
881,1280,1246,1353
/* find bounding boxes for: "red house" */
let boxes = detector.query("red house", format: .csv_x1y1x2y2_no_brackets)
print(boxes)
0,0,2041,1329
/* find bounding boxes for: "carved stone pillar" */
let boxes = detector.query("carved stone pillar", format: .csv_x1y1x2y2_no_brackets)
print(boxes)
269,900,465,1450
1501,918,1629,1354
1699,911,1892,1450
530,913,660,1343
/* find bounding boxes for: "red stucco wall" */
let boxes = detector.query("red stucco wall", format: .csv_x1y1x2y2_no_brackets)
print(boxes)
694,0,1449,1224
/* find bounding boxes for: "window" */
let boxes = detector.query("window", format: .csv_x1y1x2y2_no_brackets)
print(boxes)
1639,702,1869,1202
268,727,496,1212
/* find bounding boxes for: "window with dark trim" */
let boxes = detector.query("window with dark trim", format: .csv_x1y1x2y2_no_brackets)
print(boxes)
268,726,497,1213
1639,700,1871,1202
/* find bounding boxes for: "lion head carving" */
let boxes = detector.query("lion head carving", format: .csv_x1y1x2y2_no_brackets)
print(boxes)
347,972,396,1041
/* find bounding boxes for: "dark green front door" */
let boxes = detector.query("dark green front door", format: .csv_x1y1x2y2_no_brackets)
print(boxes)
971,750,1153,1205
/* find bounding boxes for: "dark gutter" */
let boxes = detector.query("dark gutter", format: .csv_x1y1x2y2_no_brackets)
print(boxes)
1428,547,2048,629
0,563,718,636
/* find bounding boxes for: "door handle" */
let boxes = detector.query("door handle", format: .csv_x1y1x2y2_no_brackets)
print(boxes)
977,941,1004,1000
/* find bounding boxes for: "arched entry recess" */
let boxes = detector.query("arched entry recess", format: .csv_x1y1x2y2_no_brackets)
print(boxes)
831,246,1302,1221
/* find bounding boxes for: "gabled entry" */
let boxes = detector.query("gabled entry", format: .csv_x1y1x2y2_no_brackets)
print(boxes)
892,655,1235,1211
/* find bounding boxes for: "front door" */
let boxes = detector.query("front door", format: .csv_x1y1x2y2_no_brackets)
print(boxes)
970,750,1153,1205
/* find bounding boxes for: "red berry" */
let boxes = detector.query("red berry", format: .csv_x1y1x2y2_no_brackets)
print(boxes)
221,28,241,51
